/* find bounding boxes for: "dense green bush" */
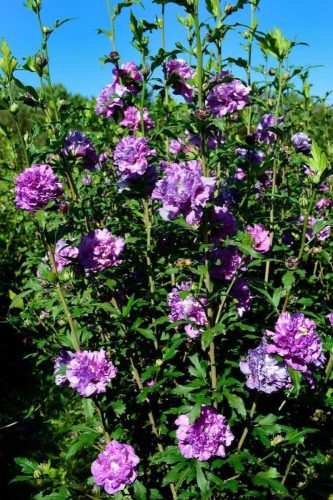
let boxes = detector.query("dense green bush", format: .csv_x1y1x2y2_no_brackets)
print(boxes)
1,0,332,498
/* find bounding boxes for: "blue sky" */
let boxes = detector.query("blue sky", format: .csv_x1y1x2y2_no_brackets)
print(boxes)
1,0,333,100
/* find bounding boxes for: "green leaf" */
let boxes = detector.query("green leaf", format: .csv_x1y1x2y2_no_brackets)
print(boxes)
195,460,209,493
133,479,147,499
282,271,295,291
223,390,246,418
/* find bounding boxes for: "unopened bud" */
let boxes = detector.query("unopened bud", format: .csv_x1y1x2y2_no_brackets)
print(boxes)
141,65,150,77
10,102,19,114
285,256,299,269
42,26,51,34
194,108,211,121
109,51,119,63
268,68,276,76
225,3,234,14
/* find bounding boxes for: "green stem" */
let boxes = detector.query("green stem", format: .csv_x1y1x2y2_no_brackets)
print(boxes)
237,394,258,450
7,86,30,167
106,0,117,50
324,353,333,384
281,454,295,485
298,188,316,261
264,61,284,284
193,2,203,108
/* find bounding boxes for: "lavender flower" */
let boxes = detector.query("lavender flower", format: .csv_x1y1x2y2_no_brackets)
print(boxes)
256,114,283,144
210,246,246,281
327,312,333,325
235,148,266,165
240,339,292,393
266,312,325,380
231,278,252,317
95,83,125,119
54,239,79,272
54,349,74,386
291,132,311,154
66,349,117,397
175,405,234,461
152,160,216,226
113,61,142,94
120,106,154,131
246,224,271,253
316,197,331,211
206,78,251,118
113,136,156,180
306,217,331,242
63,130,99,170
79,228,125,273
91,440,140,494
166,59,195,102
167,282,208,338
15,164,63,211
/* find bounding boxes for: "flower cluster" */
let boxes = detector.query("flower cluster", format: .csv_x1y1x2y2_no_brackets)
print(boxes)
175,405,234,461
240,339,292,393
54,239,79,272
206,77,251,118
113,135,156,181
65,349,117,397
265,312,325,381
91,440,140,494
152,160,216,226
15,164,63,211
167,282,208,338
79,228,125,273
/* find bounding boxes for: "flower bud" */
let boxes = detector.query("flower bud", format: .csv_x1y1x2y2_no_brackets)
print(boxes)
109,51,119,63
268,68,276,76
225,3,234,14
42,26,51,34
10,102,19,114
285,256,299,269
141,65,150,77
194,108,211,121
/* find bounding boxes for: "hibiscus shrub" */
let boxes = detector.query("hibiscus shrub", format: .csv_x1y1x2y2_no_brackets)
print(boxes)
1,0,333,498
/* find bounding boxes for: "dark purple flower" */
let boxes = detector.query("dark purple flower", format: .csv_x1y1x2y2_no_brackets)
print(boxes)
210,246,246,281
91,440,140,494
120,106,154,131
240,339,292,393
79,228,125,273
113,136,156,180
206,79,251,118
15,164,63,211
63,130,99,170
291,132,311,155
152,160,216,226
66,349,117,397
231,278,252,317
211,205,237,242
175,405,234,461
167,281,208,338
54,239,79,272
256,114,283,144
235,147,266,165
166,59,195,102
266,312,325,380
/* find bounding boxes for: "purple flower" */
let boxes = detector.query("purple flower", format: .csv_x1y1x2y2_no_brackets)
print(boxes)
211,205,237,242
152,160,216,226
15,164,63,211
266,312,325,380
327,312,333,325
63,131,99,170
306,217,331,242
113,136,156,180
231,278,252,317
113,61,142,94
240,339,292,393
175,405,234,461
166,59,195,79
206,78,251,118
54,239,79,272
120,106,154,131
81,174,92,185
95,83,125,119
235,148,266,165
79,228,125,273
166,59,195,102
54,349,74,386
316,197,331,211
246,224,271,253
256,114,283,144
66,349,117,397
210,246,246,281
167,282,208,338
91,440,140,494
291,132,311,155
